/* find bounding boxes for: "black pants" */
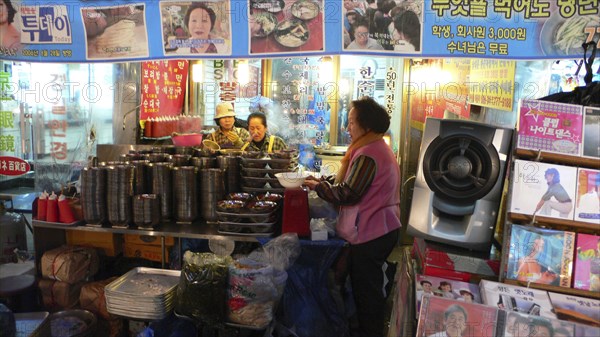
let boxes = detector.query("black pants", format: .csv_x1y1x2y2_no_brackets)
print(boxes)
349,228,399,337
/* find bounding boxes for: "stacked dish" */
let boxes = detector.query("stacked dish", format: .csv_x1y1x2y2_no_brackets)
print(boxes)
105,267,181,320
216,192,283,236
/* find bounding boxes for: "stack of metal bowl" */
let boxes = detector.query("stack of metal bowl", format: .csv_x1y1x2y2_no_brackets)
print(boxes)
80,166,107,226
200,168,225,223
132,194,161,229
106,165,135,228
172,166,198,224
149,162,173,221
130,160,151,195
217,155,241,195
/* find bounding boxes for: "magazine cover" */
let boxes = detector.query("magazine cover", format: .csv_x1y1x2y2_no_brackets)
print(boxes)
479,279,556,319
574,168,600,224
506,224,575,287
416,296,499,337
517,99,583,156
510,159,577,220
573,233,600,291
415,274,482,317
504,311,575,337
582,106,600,158
548,292,600,326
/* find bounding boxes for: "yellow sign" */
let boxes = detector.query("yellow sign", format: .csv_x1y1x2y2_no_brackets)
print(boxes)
469,60,516,111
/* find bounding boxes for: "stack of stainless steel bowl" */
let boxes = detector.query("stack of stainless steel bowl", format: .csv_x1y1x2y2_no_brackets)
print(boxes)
130,160,151,195
150,162,173,221
217,155,241,195
80,166,107,226
172,166,198,224
200,168,225,223
106,164,135,227
133,194,161,229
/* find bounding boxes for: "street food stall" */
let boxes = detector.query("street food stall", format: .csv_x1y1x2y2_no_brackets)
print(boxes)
1,0,599,336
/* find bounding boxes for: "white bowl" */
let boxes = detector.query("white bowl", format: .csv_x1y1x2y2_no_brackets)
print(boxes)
274,172,309,189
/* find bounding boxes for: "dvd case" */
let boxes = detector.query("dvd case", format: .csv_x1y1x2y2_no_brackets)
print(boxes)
503,311,576,337
416,296,499,337
506,225,575,287
548,291,600,326
573,232,600,291
415,274,482,317
573,168,600,224
479,279,556,319
517,99,583,156
582,106,600,159
510,160,578,220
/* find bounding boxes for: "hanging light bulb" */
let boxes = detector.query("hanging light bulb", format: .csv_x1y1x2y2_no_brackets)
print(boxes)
320,56,334,84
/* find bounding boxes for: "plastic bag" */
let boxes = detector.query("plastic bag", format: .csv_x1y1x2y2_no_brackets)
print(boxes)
227,258,277,328
249,233,301,271
308,190,338,219
175,251,232,326
310,218,336,236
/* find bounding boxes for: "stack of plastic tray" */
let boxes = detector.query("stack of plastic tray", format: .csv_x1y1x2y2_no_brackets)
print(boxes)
105,267,180,320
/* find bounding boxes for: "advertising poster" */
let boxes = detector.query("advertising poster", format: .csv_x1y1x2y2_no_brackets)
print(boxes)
160,0,232,56
81,4,149,60
140,60,189,121
423,1,600,59
249,0,324,54
1,0,598,61
469,59,516,111
517,99,583,156
342,0,423,53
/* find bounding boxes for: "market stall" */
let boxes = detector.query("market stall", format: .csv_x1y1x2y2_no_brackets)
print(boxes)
1,0,599,336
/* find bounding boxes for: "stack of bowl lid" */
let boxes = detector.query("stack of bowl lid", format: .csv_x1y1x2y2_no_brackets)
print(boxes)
105,267,180,320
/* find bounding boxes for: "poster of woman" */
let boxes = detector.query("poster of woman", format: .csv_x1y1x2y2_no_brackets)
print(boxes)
160,1,232,55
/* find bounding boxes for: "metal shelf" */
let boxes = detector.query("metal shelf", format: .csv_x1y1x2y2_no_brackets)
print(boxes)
32,220,260,242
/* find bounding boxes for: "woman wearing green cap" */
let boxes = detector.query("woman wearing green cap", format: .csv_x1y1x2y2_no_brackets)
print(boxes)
209,102,250,149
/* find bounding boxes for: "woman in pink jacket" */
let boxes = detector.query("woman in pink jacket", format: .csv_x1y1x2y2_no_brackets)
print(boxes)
304,97,401,337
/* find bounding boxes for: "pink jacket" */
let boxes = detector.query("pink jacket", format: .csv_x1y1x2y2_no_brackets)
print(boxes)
336,139,401,244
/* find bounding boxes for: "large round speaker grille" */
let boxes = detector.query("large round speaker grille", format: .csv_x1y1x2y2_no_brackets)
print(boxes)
423,135,500,202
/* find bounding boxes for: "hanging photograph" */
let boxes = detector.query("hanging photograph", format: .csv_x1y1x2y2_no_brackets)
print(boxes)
249,0,324,54
81,4,149,60
160,0,232,56
342,0,422,53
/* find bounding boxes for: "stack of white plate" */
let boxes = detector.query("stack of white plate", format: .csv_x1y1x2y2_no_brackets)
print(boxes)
105,267,180,320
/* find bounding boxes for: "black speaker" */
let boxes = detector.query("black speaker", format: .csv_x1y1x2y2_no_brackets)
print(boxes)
407,118,513,251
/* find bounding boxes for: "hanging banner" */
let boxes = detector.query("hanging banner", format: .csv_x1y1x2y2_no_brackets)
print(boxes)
140,60,189,121
1,0,598,62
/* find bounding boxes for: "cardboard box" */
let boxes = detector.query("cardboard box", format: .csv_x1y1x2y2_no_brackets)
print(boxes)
123,243,170,263
66,231,123,257
123,234,175,246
